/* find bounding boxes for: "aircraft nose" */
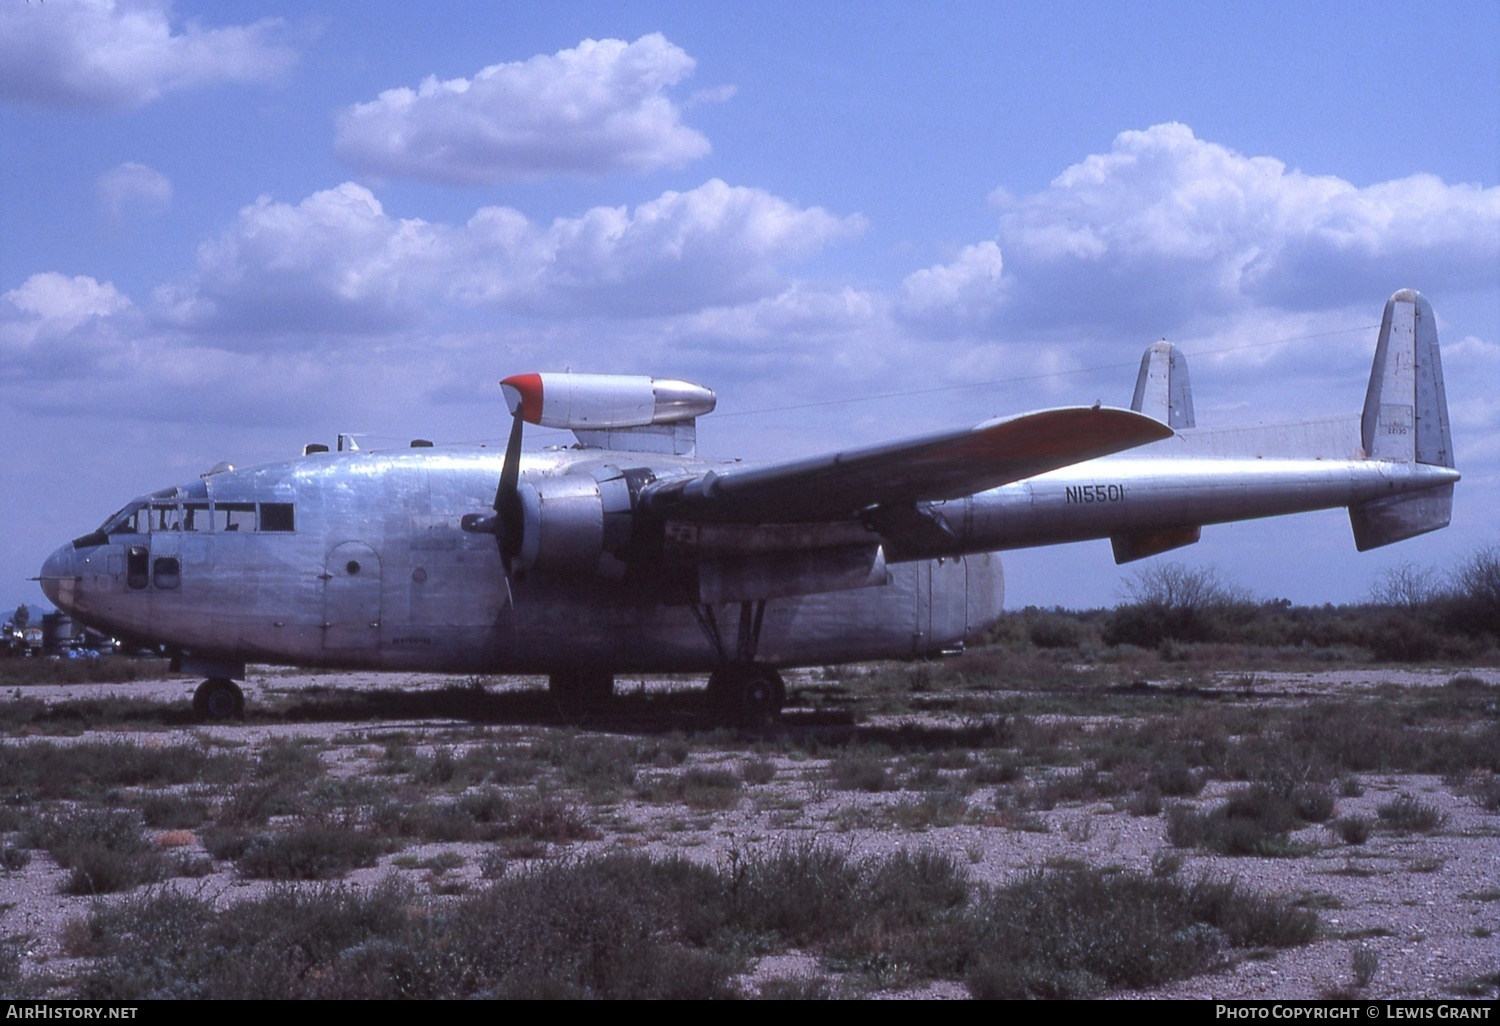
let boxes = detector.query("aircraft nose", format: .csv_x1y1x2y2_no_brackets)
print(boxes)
38,544,78,610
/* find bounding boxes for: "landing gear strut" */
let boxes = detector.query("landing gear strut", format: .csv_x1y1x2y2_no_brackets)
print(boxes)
548,669,614,717
691,599,786,727
193,677,244,721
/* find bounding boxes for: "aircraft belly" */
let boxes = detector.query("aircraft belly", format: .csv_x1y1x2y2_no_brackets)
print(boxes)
755,566,926,664
353,555,980,675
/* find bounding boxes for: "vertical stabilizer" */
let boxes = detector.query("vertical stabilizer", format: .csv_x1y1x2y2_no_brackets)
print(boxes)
1361,289,1453,467
1350,289,1455,550
1115,341,1197,561
1130,341,1195,429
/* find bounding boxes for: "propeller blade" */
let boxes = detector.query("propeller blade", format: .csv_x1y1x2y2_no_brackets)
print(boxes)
495,408,525,567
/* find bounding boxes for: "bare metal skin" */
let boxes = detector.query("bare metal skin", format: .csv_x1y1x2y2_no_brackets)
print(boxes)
38,290,1457,721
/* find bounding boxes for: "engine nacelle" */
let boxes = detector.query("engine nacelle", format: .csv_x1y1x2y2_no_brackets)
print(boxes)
513,468,646,580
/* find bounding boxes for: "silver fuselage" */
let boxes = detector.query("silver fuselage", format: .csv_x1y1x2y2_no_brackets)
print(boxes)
38,445,1000,674
38,409,1455,677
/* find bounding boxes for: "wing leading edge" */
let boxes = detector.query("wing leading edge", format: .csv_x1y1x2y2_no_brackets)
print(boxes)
639,406,1174,523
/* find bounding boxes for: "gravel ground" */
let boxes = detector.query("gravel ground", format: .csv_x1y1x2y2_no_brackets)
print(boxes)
2,665,1496,1000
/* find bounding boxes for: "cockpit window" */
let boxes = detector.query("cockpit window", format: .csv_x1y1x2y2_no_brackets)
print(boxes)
150,503,181,531
102,502,149,535
103,498,294,534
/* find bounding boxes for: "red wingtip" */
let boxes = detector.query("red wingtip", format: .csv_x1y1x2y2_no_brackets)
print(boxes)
500,373,544,424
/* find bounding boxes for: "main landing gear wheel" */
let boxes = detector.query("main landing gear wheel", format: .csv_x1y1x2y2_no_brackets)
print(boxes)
193,677,245,721
548,670,614,717
707,666,785,728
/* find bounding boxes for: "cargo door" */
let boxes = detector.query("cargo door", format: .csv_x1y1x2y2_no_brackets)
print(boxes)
324,541,382,649
926,556,968,652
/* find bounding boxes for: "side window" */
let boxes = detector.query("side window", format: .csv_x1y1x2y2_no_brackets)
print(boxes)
214,502,256,532
259,503,295,532
182,503,210,532
153,557,181,590
127,546,149,590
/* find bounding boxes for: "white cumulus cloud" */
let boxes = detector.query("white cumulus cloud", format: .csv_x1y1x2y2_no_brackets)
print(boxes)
163,179,863,337
895,241,1006,334
334,34,711,185
96,162,172,221
999,123,1500,332
0,273,138,387
899,124,1500,340
157,183,450,336
5,272,131,326
459,179,864,315
0,0,295,110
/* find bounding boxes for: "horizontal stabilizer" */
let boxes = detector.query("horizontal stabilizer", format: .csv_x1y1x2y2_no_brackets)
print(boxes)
1111,525,1202,564
1350,484,1453,551
641,406,1173,523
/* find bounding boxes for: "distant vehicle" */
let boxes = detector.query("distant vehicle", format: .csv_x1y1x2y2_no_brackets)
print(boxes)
1,625,41,659
39,290,1456,721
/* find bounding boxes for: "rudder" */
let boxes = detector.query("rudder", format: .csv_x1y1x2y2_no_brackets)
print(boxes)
1350,289,1455,550
1130,341,1195,429
1360,289,1453,467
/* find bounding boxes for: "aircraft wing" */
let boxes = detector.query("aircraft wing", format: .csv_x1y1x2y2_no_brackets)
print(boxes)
639,406,1173,523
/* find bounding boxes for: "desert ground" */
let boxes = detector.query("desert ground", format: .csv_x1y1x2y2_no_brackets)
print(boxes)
0,657,1496,999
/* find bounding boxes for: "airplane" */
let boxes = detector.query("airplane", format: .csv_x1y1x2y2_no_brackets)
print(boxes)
37,289,1457,724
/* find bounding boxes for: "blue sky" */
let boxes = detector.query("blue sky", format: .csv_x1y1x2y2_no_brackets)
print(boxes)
3,0,1497,615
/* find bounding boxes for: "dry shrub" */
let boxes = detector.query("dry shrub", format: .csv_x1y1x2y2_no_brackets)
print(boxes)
155,830,195,849
69,847,1313,1001
1376,794,1448,834
964,867,1315,999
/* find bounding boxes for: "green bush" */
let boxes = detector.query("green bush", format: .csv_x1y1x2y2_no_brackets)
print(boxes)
139,792,210,829
1165,783,1327,857
0,740,241,801
964,866,1315,998
828,753,896,792
234,825,387,880
1104,564,1256,648
69,847,1315,1000
1376,795,1447,834
1333,815,1372,845
1439,544,1500,640
23,808,162,895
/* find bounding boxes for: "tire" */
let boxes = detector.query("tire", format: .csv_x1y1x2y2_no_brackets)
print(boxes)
193,678,245,721
707,666,784,728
